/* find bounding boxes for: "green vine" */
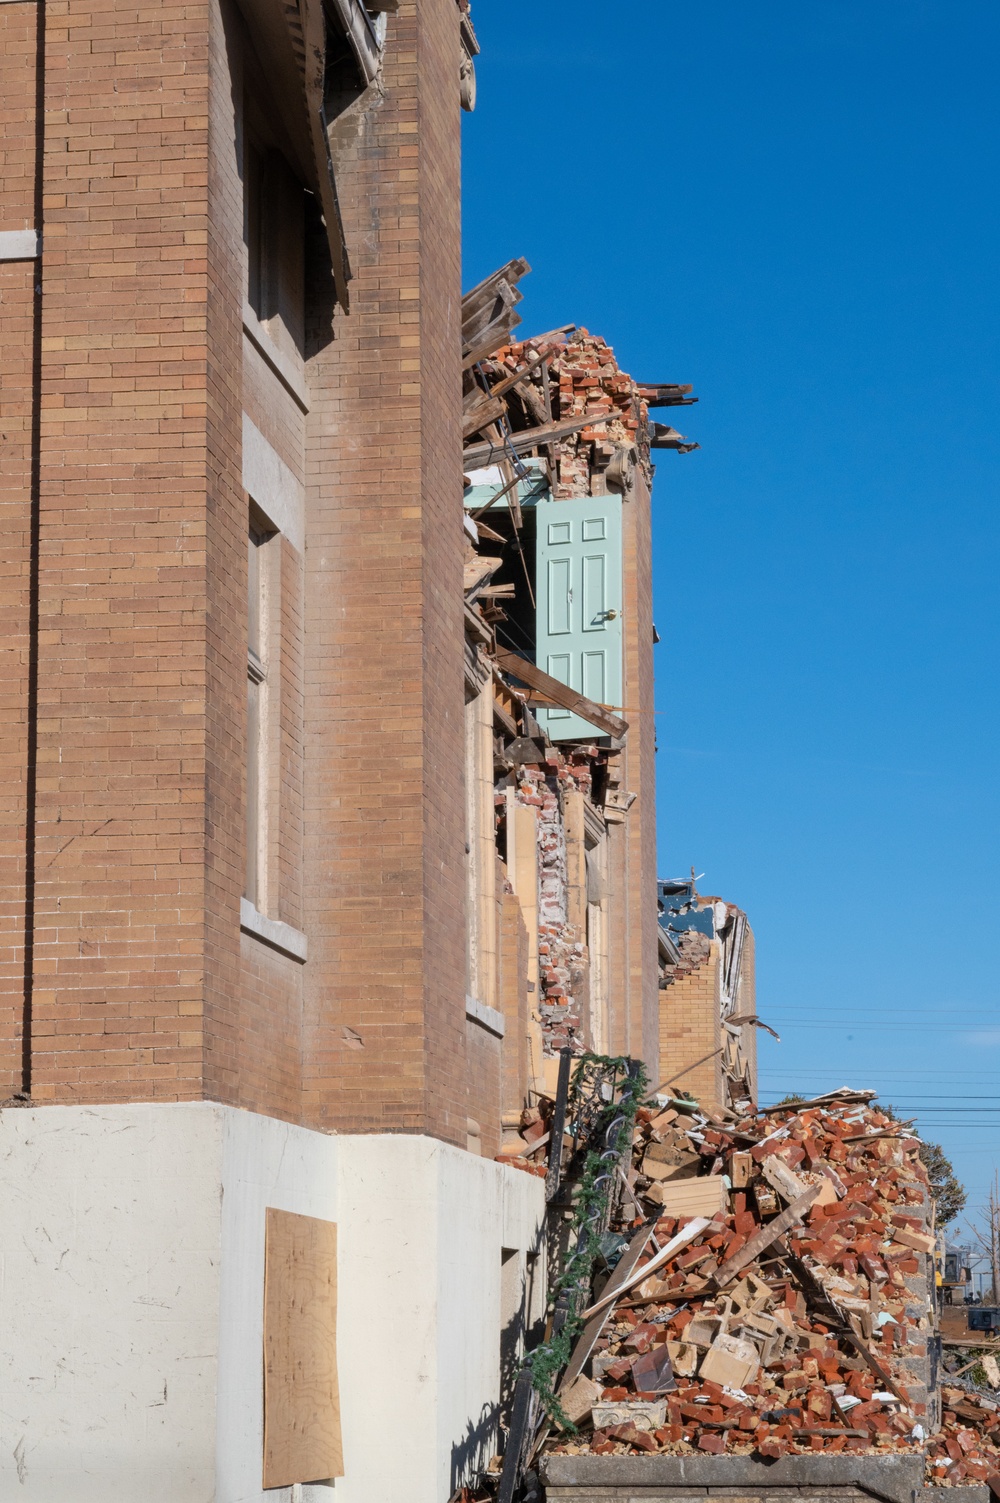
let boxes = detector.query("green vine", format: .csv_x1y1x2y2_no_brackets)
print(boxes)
524,1053,649,1429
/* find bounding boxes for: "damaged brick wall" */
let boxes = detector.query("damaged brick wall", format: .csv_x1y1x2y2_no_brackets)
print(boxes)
658,937,722,1106
470,321,676,1109
506,752,596,1058
0,0,36,1097
658,897,757,1110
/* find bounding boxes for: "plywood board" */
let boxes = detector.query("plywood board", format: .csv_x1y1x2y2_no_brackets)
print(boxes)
263,1208,343,1488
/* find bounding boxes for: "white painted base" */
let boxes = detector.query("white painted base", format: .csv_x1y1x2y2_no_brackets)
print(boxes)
0,1103,545,1503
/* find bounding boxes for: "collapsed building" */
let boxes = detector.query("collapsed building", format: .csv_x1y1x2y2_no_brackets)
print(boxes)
459,285,701,1126
1,2,977,1501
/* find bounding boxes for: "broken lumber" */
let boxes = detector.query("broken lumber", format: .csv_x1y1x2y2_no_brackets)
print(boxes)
494,647,627,739
462,409,627,469
713,1183,823,1287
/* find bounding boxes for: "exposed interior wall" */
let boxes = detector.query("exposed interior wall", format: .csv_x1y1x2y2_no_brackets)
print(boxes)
657,941,722,1106
466,661,498,1013
498,883,530,1122
738,923,758,1097
505,793,542,1092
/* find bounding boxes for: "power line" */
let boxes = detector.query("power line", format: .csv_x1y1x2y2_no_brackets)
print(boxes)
758,1097,1000,1104
757,1010,998,1022
759,1022,1000,1032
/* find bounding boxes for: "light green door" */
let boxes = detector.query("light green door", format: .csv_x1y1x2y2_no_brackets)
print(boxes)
535,495,623,741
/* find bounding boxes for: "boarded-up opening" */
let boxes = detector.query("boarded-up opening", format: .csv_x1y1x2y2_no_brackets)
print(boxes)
263,1208,343,1487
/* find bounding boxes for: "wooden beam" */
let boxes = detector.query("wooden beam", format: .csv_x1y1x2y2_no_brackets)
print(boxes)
462,394,508,439
759,1089,877,1115
461,257,530,329
713,1183,823,1288
556,1222,655,1393
462,313,524,372
578,1218,712,1320
463,409,625,469
463,556,502,593
493,647,628,740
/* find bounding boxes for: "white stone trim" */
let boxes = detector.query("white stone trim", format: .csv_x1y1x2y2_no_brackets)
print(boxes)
0,229,38,260
465,994,505,1038
242,301,310,412
241,414,305,554
239,897,307,963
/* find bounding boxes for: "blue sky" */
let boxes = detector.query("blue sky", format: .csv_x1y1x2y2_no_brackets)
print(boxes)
461,0,1000,1237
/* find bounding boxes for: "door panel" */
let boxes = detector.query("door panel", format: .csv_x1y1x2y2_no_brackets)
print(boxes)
547,557,573,636
545,653,573,721
581,649,607,705
582,553,607,630
535,495,623,741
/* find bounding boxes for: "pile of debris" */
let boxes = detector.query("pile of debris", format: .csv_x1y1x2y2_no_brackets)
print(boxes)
926,1387,1000,1485
541,1089,1000,1483
463,327,699,493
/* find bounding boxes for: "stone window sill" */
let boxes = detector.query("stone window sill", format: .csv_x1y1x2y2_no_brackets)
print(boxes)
466,995,505,1038
240,898,308,964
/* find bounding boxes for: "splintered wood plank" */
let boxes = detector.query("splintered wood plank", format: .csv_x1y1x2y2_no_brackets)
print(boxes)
493,647,627,740
263,1209,343,1488
713,1182,822,1287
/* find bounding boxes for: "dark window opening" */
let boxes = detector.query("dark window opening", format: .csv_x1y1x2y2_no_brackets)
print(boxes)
242,131,306,358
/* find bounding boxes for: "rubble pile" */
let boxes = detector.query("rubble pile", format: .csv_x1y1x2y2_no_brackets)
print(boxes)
487,329,651,499
926,1388,1000,1485
543,1090,1000,1483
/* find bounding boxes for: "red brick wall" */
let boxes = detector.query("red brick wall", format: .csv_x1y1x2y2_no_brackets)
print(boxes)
0,0,38,1098
3,0,548,1144
627,468,660,1077
739,925,757,1100
237,934,302,1117
465,1020,502,1160
201,0,253,1109
300,0,469,1143
29,0,214,1102
12,0,307,1115
606,470,659,1079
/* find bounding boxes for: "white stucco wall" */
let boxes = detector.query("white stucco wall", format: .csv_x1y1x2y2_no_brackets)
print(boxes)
0,1103,225,1501
334,1134,545,1503
0,1104,545,1503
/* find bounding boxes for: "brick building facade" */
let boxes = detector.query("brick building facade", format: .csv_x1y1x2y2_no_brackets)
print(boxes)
0,2,685,1497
